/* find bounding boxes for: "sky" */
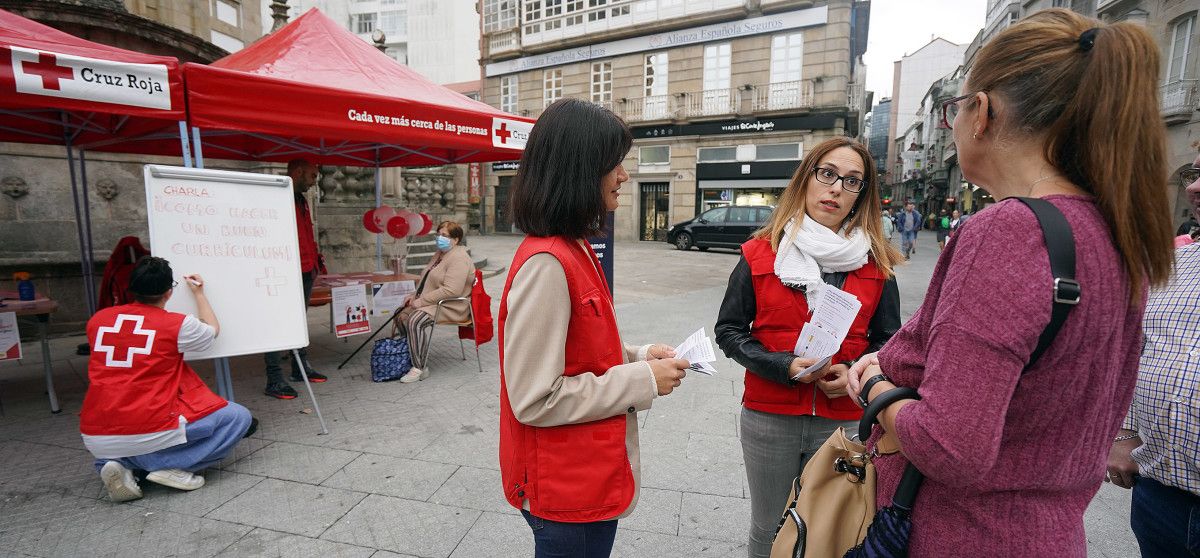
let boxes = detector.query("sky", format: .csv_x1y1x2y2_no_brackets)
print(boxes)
864,0,988,99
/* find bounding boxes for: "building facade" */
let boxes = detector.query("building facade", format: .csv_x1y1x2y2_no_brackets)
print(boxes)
125,0,265,53
867,97,890,177
288,0,480,85
478,0,872,242
883,37,966,188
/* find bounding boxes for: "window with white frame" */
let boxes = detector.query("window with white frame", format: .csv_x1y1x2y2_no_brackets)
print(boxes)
703,43,732,91
1168,15,1195,82
588,9,606,21
380,9,407,38
353,12,377,34
484,0,519,32
526,0,542,20
592,61,612,103
210,30,244,52
567,0,584,12
770,33,804,83
640,145,670,166
215,0,239,26
644,52,668,96
501,75,518,113
544,69,562,107
566,14,583,26
611,4,630,16
589,0,608,6
546,0,563,16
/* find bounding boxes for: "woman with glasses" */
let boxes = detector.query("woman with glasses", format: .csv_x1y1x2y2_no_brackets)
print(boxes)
845,9,1175,556
714,137,902,558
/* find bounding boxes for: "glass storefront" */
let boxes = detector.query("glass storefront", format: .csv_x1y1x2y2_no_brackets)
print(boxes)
697,187,782,212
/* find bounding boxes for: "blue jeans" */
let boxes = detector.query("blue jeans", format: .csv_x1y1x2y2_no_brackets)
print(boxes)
900,230,918,256
93,402,252,474
520,510,618,558
1131,476,1200,557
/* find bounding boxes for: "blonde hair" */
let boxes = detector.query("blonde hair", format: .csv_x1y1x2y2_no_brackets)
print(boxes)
970,8,1173,299
753,137,902,278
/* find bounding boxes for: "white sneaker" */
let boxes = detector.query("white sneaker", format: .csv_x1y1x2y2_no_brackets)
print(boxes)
400,366,426,383
100,461,143,503
146,468,205,491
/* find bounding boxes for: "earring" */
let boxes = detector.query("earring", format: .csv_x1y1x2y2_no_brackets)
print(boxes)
973,132,980,140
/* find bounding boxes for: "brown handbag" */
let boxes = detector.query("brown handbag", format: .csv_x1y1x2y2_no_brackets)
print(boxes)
770,426,876,558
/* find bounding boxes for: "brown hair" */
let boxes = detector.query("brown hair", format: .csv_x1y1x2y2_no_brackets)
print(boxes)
969,8,1173,298
753,137,903,278
438,220,465,245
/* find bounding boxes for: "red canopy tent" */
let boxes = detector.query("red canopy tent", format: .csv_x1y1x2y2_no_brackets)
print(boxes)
182,8,534,167
0,8,190,316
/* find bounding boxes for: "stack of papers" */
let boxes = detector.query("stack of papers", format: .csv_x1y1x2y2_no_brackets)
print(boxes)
792,285,863,379
674,327,719,376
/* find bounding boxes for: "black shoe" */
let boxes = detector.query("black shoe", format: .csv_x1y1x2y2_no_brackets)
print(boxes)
264,382,298,399
243,417,259,438
290,367,327,383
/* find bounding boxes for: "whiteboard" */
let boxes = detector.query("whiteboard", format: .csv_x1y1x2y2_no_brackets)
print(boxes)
144,164,309,361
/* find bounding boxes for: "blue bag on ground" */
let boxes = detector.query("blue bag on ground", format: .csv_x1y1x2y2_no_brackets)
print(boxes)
371,336,412,382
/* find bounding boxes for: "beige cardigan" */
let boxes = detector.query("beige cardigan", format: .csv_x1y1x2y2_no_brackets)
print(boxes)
414,245,473,323
502,252,658,519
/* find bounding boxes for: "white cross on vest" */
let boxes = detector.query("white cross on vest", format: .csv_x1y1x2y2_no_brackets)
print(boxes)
94,314,156,368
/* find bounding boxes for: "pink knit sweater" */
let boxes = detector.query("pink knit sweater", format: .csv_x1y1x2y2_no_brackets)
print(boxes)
873,196,1145,557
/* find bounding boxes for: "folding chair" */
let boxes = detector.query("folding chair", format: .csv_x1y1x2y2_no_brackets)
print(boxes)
424,295,483,374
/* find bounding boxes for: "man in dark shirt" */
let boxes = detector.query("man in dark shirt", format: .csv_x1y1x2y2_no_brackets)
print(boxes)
263,159,327,399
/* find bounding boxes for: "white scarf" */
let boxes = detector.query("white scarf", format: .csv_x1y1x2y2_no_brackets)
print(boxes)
773,214,871,295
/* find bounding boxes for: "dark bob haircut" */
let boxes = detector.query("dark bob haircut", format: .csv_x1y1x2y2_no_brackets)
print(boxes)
509,98,632,238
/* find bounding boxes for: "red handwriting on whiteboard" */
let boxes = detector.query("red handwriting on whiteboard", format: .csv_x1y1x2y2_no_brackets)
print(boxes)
153,195,216,216
161,185,211,197
170,243,294,262
227,207,280,220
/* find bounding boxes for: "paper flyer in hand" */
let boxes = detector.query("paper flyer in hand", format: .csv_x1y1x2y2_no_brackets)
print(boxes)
674,327,719,376
791,285,862,379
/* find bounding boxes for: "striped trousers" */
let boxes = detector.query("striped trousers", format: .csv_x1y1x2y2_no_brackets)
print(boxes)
397,307,436,369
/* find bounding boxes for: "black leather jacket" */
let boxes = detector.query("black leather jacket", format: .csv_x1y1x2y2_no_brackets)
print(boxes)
714,257,901,386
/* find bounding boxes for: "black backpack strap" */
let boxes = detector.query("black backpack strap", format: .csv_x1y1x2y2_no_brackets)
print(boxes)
1013,197,1081,370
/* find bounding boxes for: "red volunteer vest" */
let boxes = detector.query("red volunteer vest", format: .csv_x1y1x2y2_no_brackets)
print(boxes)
296,195,319,273
741,239,885,420
80,304,226,436
498,236,632,523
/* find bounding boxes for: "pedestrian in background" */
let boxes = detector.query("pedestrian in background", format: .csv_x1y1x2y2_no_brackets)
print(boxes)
1174,153,1199,245
497,98,691,558
846,9,1175,556
896,201,922,259
936,209,951,250
882,207,896,241
715,137,902,558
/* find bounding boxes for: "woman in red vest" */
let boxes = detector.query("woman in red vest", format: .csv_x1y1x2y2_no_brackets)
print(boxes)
498,98,692,558
715,137,902,557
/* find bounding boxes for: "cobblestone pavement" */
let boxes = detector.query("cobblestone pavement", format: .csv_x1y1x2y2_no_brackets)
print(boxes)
0,233,1136,557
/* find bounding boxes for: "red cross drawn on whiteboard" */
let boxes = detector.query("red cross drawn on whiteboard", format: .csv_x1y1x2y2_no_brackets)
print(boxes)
20,53,74,91
255,267,287,296
494,122,512,144
94,314,156,368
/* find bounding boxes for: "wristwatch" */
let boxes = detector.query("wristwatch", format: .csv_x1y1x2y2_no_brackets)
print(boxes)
858,372,893,408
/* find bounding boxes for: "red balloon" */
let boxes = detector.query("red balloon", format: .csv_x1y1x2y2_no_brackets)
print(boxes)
386,215,410,238
418,213,434,236
363,209,383,233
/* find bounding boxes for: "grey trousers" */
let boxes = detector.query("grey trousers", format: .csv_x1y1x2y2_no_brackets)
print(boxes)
740,406,857,558
264,270,316,384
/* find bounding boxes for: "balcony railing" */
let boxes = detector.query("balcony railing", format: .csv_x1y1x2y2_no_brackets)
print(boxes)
684,88,740,118
619,94,676,122
751,80,814,112
1161,80,1198,124
487,30,520,56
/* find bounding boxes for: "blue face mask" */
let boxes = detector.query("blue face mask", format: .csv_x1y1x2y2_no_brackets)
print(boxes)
435,235,453,251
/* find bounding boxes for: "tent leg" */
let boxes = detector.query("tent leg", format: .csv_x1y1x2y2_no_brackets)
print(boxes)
293,350,329,435
63,136,92,314
374,150,383,271
178,121,193,168
191,127,204,169
79,150,98,316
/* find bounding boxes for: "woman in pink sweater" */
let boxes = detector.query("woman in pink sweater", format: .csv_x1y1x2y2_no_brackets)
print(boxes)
846,10,1176,557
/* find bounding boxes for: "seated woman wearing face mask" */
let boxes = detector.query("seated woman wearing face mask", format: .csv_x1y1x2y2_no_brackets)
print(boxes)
397,220,474,382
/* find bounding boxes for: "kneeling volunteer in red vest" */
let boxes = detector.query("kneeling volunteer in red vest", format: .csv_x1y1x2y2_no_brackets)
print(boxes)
80,257,254,503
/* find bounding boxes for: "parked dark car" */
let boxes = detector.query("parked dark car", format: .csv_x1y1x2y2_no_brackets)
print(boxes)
666,205,774,251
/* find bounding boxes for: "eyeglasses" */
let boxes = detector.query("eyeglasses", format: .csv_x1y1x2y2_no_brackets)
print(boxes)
170,280,178,289
813,167,867,194
1180,168,1200,187
941,92,994,130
